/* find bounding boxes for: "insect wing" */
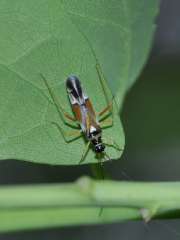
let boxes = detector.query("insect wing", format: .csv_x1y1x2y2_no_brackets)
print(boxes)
66,76,87,105
85,99,96,119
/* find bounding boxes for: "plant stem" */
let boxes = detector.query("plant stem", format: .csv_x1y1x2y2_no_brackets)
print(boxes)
0,177,180,232
0,177,180,211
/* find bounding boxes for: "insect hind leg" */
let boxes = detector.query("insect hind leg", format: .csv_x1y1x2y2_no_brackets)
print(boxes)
98,98,114,124
103,137,123,151
100,117,113,129
91,50,114,124
73,26,114,123
40,73,78,129
95,63,113,105
51,121,82,143
94,60,115,125
75,26,113,104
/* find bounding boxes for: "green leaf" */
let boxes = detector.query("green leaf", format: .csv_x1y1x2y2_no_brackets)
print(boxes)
0,0,159,165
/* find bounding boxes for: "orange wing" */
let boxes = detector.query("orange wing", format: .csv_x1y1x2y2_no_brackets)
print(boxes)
85,99,96,118
71,99,99,135
72,104,82,122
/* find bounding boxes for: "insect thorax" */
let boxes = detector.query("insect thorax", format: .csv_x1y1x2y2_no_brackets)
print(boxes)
88,126,105,153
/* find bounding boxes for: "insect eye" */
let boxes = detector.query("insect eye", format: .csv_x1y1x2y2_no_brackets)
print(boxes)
95,143,105,153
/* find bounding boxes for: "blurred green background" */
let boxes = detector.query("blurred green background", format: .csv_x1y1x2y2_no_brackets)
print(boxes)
1,0,180,239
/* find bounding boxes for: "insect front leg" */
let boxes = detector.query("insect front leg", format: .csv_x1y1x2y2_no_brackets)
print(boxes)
51,121,82,143
102,137,123,151
79,141,91,164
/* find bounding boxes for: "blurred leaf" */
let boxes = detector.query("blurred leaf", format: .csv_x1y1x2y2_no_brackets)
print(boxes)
0,0,159,165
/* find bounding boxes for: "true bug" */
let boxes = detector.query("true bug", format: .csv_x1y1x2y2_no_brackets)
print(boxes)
40,41,121,163
66,75,106,154
41,63,121,164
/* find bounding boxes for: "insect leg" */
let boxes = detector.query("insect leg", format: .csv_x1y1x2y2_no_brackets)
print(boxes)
40,73,78,128
73,27,114,123
74,27,112,105
98,99,114,124
96,63,113,103
103,137,123,151
100,115,113,129
95,61,114,123
51,121,82,143
98,101,113,117
79,141,91,164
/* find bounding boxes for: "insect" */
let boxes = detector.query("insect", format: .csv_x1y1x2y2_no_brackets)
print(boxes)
40,38,121,163
41,62,121,164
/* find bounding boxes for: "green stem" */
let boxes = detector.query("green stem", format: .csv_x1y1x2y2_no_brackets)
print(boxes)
0,207,140,232
0,177,180,210
1,177,180,232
